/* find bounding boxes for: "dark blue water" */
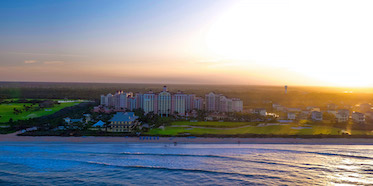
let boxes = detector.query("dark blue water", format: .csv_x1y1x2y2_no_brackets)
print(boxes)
0,143,372,185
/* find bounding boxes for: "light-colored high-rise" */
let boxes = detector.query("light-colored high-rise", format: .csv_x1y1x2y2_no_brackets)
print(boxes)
100,95,107,106
127,97,137,111
135,93,143,110
232,98,243,112
193,97,204,110
100,86,242,115
172,91,187,115
205,92,218,112
106,93,114,107
157,86,172,115
143,91,157,114
186,94,195,112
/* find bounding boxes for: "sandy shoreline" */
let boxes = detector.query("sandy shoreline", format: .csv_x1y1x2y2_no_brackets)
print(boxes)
1,132,373,144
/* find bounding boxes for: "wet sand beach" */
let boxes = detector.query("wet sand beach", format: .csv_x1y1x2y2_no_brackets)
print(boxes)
1,132,373,144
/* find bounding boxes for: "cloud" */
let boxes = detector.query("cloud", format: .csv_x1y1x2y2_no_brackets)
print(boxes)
43,61,64,65
10,52,86,57
24,60,37,64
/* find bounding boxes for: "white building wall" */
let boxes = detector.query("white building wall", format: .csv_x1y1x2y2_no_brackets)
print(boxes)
186,94,195,112
232,99,243,112
143,93,156,114
158,91,172,115
100,95,107,106
227,99,233,112
193,97,203,110
119,93,127,110
173,93,186,115
106,93,114,107
205,92,217,112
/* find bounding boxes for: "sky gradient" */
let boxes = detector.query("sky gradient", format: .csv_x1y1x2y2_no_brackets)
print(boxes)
1,0,373,87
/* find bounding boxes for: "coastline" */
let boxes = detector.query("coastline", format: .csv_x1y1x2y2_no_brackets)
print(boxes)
1,133,373,144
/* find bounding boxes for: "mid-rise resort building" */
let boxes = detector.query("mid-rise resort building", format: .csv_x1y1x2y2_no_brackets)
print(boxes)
99,86,244,115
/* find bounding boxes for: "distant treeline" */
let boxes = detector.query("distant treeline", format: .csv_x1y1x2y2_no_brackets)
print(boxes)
1,82,373,110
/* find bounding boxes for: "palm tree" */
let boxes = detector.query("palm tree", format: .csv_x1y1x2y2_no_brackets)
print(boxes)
104,122,109,132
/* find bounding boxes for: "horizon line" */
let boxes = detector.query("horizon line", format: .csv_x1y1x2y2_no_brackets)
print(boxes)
1,80,373,89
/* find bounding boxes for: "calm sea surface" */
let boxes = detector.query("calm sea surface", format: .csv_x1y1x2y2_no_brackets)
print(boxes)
0,142,372,185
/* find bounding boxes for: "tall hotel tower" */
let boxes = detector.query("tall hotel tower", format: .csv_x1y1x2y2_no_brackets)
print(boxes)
143,90,157,114
172,91,187,116
157,86,172,116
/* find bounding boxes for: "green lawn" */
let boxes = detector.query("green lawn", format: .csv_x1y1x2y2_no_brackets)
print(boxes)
172,121,258,128
0,101,82,123
147,122,373,136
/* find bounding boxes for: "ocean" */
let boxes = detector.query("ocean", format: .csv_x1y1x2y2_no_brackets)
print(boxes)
0,142,372,185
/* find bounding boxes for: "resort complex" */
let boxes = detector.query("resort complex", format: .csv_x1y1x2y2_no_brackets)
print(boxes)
97,86,244,116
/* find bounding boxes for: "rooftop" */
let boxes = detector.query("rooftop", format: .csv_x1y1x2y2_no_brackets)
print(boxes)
109,112,139,122
93,120,105,127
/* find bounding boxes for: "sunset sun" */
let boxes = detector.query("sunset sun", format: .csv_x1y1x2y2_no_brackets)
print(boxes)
203,0,373,87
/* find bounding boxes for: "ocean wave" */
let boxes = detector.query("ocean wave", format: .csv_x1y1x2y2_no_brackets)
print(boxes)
86,161,287,181
120,152,242,160
249,148,373,160
118,152,343,172
2,143,373,185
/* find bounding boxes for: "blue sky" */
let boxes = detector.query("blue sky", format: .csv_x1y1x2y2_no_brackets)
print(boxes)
0,0,226,63
1,0,373,86
0,0,234,84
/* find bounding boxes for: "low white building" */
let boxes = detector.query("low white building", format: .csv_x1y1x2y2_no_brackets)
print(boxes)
352,112,365,124
311,111,323,121
297,111,310,120
253,108,267,116
336,109,349,123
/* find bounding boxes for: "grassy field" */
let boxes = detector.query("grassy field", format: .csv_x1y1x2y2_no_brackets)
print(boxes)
147,121,373,136
172,121,258,128
0,101,82,123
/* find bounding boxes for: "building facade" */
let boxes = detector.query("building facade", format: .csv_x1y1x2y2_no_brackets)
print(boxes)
205,92,220,112
193,97,204,110
143,91,157,114
172,91,187,115
108,112,139,132
157,86,172,115
352,112,365,124
232,98,243,112
336,109,349,123
311,111,323,121
100,86,243,116
186,94,195,112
